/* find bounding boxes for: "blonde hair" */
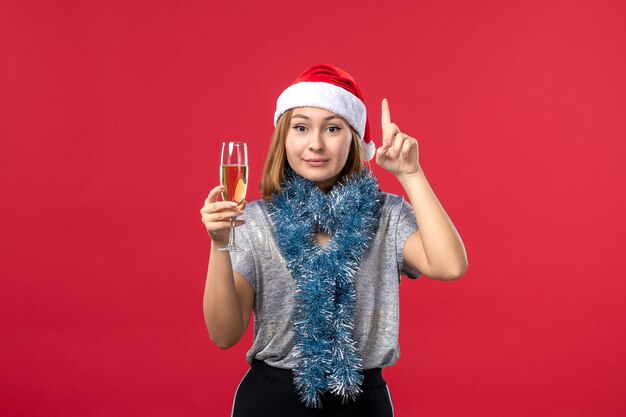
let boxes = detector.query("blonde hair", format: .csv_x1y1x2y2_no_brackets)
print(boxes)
260,109,365,201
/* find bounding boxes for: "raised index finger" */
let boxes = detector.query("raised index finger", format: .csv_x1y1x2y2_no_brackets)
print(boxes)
381,98,392,128
381,98,396,146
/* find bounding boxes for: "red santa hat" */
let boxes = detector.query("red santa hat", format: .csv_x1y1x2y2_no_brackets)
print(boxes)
274,64,375,161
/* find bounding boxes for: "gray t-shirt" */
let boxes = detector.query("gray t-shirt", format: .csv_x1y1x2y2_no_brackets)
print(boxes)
230,192,421,370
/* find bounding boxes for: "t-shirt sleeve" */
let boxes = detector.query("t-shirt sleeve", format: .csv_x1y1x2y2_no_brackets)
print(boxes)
396,199,423,280
228,225,257,292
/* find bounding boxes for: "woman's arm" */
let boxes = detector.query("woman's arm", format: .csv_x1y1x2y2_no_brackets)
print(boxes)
398,170,467,280
203,250,254,349
376,99,468,281
200,186,255,348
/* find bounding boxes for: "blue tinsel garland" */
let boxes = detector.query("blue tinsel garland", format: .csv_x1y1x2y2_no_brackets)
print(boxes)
267,168,383,408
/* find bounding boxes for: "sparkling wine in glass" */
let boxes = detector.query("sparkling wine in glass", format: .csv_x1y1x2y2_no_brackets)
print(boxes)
218,142,248,251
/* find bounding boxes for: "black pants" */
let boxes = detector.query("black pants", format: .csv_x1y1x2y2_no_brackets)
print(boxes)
231,360,394,417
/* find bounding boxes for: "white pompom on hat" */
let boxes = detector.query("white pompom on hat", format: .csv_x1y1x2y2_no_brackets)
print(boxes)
274,64,375,161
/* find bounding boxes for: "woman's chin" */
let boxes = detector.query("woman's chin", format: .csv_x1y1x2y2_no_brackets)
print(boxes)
293,167,332,180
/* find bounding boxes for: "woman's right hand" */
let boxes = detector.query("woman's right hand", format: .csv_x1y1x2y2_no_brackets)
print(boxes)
200,185,246,246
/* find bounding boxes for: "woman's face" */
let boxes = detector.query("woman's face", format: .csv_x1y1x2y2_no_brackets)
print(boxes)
285,107,352,189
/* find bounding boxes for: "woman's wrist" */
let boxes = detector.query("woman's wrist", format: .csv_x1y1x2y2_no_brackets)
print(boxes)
210,238,229,252
396,166,424,185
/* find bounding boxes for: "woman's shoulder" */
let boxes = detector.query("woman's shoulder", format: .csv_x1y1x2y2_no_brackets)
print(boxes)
377,192,414,226
245,199,267,211
241,199,269,215
240,199,272,228
380,192,408,209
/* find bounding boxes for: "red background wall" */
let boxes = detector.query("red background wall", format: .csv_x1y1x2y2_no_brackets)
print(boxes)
1,0,625,416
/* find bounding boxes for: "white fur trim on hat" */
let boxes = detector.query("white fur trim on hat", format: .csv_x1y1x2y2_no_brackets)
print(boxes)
274,82,367,140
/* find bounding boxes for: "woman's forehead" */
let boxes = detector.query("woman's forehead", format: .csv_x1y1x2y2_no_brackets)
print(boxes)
290,107,347,122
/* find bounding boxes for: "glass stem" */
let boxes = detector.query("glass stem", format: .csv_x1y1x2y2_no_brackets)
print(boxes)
229,218,236,247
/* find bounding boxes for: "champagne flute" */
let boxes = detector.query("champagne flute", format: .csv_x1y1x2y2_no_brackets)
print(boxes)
218,142,248,251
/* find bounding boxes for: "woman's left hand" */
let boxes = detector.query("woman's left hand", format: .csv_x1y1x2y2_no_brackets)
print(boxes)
375,98,422,178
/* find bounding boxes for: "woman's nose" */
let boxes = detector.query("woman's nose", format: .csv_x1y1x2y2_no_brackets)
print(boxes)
308,131,324,151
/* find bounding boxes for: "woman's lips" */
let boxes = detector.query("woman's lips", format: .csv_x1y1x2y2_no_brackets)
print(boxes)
303,158,329,167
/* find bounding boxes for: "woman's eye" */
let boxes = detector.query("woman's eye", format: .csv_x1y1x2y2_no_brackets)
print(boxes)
293,125,307,132
327,126,341,133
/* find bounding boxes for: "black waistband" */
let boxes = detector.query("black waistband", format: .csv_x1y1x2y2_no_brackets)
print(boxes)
251,359,386,388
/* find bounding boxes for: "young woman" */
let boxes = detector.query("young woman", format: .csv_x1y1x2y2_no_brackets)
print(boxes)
200,64,468,417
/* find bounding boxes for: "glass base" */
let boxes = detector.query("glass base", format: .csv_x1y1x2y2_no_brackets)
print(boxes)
217,243,247,252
